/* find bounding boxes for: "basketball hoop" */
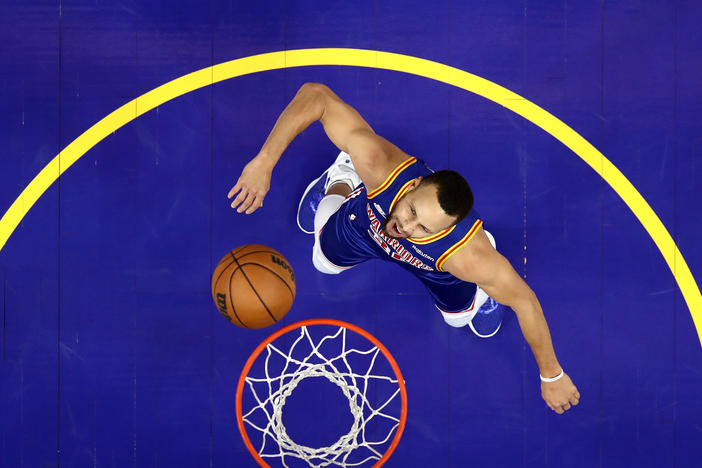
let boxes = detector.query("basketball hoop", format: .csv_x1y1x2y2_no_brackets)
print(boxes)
236,319,408,467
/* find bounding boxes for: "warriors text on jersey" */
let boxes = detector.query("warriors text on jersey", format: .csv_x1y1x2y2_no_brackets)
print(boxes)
319,157,484,313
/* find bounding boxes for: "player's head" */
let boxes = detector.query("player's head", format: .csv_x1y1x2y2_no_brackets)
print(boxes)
381,170,474,240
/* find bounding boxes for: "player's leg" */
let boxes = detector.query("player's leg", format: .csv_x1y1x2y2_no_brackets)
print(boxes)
297,151,362,274
297,151,360,233
435,286,503,338
311,192,350,275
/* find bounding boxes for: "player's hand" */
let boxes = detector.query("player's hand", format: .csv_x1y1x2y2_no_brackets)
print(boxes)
228,156,272,214
541,372,579,414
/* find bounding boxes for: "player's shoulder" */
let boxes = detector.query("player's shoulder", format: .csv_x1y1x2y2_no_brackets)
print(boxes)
441,226,499,280
346,131,414,193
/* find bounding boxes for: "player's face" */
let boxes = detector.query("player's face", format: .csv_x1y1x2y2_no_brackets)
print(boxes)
381,180,457,240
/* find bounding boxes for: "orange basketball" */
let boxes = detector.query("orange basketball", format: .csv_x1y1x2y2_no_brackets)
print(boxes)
211,245,296,329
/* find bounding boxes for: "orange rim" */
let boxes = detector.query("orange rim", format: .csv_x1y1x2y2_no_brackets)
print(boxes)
235,318,408,467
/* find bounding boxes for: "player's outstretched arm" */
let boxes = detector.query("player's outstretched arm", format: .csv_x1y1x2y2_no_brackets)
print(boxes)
229,83,407,214
442,229,580,414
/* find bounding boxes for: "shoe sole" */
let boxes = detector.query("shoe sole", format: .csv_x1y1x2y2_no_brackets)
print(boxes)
468,320,502,338
297,171,328,234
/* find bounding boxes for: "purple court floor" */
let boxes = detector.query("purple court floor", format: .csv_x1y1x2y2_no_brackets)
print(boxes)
1,1,701,467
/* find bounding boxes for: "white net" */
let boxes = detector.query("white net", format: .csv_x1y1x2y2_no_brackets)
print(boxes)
240,324,405,467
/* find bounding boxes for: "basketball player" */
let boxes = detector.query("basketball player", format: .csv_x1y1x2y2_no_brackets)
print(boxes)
228,83,580,414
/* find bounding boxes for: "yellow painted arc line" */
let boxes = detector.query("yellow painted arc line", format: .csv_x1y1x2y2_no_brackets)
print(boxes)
1,48,700,346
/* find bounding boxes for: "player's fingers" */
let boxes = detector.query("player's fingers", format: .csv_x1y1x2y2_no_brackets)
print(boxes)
235,193,251,213
575,391,581,400
230,188,249,209
236,192,256,213
228,182,242,199
554,406,564,415
570,395,580,406
244,195,264,214
562,403,572,411
244,203,261,215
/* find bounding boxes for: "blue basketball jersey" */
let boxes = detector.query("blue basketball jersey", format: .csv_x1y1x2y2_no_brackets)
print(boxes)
319,157,484,312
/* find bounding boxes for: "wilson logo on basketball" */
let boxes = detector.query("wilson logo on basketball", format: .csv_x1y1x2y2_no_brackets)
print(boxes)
216,293,230,320
271,255,295,283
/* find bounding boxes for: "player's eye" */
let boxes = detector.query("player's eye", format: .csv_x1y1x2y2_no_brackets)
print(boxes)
422,225,430,233
410,206,416,215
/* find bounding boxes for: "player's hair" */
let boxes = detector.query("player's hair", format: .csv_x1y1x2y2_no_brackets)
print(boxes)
419,170,474,224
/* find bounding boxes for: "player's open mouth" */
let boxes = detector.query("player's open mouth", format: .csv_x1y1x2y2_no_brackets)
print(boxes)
391,220,404,237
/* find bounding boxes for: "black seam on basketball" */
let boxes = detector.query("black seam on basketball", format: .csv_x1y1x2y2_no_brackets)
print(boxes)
234,263,294,300
231,245,249,257
230,252,277,324
226,261,248,328
226,263,294,298
233,250,282,263
211,245,254,294
213,258,237,297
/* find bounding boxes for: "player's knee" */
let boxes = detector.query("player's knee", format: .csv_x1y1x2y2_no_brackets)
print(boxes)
312,260,330,274
312,254,340,275
439,308,476,328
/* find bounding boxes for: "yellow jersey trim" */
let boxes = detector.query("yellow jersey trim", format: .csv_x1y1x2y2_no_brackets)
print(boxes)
367,157,417,199
389,179,414,212
436,220,483,271
408,225,456,244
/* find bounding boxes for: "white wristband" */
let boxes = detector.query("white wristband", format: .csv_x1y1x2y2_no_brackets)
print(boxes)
540,369,564,383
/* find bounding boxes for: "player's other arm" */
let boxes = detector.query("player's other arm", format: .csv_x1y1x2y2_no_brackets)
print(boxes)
229,82,407,213
442,229,581,414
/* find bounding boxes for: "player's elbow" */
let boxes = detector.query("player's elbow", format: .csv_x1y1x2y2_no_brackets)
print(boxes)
299,82,332,97
295,83,332,121
510,286,539,316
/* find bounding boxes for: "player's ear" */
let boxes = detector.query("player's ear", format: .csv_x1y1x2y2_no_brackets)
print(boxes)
409,176,422,189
